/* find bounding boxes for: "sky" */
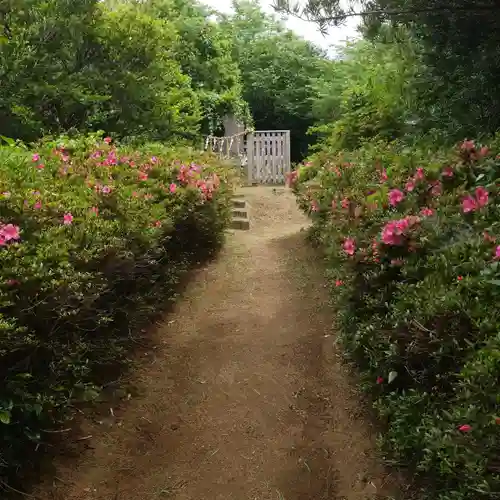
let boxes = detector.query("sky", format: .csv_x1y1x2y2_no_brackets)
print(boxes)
201,0,360,55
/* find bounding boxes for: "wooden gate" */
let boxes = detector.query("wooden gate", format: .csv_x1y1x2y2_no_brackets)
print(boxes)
246,130,291,185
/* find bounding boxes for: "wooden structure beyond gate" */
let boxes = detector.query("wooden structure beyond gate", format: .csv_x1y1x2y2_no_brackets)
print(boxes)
246,130,291,185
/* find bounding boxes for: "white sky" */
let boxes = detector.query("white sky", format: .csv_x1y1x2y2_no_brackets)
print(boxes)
201,0,360,55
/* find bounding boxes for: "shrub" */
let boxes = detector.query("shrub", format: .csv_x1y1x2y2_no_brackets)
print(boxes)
292,137,500,499
0,133,233,482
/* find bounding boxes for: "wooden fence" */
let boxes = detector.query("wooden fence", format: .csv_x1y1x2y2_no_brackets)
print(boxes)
246,130,291,185
204,129,291,185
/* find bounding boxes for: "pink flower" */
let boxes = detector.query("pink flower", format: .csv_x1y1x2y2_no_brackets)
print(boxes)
101,185,112,195
32,153,40,162
442,167,454,177
63,213,73,225
479,146,489,157
1,224,20,241
36,163,45,170
154,220,161,228
380,169,388,182
331,200,336,210
376,376,384,385
495,246,500,259
6,279,19,286
415,167,425,180
311,200,319,212
89,206,99,216
475,186,489,207
430,180,442,197
457,276,463,281
343,237,356,256
405,180,415,192
144,193,153,200
132,191,138,198
151,156,158,164
381,216,419,246
103,137,112,144
420,207,434,217
341,198,349,209
169,183,177,193
462,195,477,213
2,191,11,198
138,172,148,181
458,424,472,433
388,189,404,207
33,200,42,210
335,280,343,287
461,140,475,152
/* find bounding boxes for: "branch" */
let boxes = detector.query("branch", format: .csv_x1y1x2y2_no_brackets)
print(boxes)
274,3,500,25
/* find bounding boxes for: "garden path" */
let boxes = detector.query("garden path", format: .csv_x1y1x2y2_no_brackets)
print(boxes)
34,187,401,500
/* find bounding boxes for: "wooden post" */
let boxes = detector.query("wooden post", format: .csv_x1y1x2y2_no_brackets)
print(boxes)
247,133,254,186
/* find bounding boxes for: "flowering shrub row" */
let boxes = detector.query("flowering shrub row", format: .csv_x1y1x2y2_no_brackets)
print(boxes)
0,133,233,484
291,137,500,500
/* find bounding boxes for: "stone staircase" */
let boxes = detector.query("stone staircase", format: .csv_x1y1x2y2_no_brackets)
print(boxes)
230,196,250,230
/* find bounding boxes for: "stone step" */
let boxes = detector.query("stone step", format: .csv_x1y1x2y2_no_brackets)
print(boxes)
232,198,246,209
230,217,250,231
231,208,248,219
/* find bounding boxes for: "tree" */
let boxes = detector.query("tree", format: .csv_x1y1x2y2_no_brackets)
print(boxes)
220,0,328,161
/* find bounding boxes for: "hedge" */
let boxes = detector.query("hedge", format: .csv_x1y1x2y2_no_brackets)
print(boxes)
0,133,233,484
291,137,500,500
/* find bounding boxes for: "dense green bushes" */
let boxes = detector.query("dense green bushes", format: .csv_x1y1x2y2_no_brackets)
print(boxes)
292,138,500,499
0,133,232,479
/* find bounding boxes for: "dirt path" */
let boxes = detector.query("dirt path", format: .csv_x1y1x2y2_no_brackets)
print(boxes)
34,187,401,500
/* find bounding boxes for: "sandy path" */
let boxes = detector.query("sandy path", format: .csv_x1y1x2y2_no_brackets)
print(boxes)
33,187,401,500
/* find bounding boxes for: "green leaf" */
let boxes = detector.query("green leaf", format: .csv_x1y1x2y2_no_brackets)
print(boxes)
0,410,11,424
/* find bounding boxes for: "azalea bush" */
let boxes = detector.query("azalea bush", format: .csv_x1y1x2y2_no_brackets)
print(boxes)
0,133,233,482
291,137,500,499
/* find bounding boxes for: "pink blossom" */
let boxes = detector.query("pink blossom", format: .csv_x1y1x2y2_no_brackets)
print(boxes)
442,166,454,177
420,207,434,217
1,224,20,241
335,280,343,287
388,189,404,207
475,186,489,207
33,201,42,210
144,193,153,200
311,200,319,212
462,195,477,213
405,180,415,192
430,180,442,197
132,191,138,198
90,207,99,216
479,146,489,157
63,213,73,225
103,137,112,144
2,192,11,198
331,200,336,210
380,169,388,182
391,258,404,266
458,424,472,433
461,140,475,152
62,153,70,162
36,163,45,170
495,246,500,259
138,172,148,181
6,279,19,286
169,183,177,193
32,153,40,162
154,220,162,228
101,185,112,195
381,216,419,246
341,198,349,209
151,156,158,164
415,167,425,180
343,237,356,256
376,376,384,384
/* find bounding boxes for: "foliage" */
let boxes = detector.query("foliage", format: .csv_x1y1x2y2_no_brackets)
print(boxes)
309,26,424,152
0,133,233,484
220,0,329,161
291,137,500,499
